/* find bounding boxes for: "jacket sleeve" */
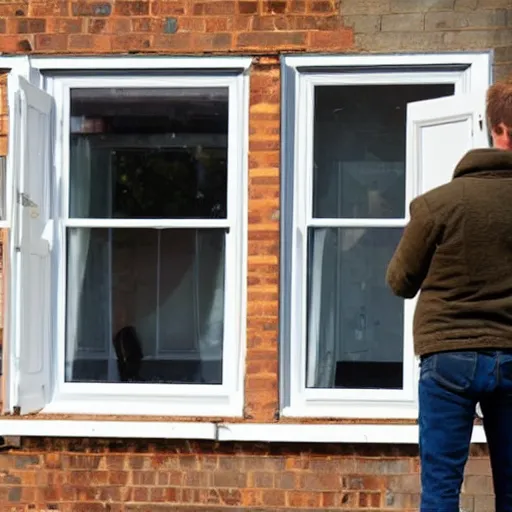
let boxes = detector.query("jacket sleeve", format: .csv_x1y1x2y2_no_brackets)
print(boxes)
386,196,439,299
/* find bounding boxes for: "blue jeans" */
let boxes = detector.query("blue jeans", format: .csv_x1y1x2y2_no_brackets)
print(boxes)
419,350,512,512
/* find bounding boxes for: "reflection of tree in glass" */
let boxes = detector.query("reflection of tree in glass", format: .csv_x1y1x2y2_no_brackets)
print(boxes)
113,148,227,219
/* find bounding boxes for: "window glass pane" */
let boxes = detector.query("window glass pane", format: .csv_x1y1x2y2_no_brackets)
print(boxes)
65,227,225,384
69,88,228,219
306,227,403,390
312,84,454,219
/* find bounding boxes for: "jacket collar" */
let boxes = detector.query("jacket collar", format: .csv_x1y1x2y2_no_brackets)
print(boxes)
453,148,512,179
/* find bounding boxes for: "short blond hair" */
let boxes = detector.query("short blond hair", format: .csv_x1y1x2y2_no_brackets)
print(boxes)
487,78,512,133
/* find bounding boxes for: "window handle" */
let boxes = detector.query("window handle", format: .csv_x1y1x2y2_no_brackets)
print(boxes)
17,191,37,209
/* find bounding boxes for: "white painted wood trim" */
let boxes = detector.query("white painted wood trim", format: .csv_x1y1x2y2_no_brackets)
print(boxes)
64,218,231,229
0,56,30,77
29,56,253,71
0,420,487,444
217,423,487,444
281,51,493,419
43,66,249,416
0,420,217,439
307,218,407,228
42,397,242,418
282,52,492,71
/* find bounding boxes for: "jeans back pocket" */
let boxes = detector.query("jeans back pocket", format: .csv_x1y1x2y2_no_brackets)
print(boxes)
423,351,478,393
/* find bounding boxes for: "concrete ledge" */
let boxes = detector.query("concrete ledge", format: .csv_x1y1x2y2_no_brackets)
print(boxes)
0,420,487,444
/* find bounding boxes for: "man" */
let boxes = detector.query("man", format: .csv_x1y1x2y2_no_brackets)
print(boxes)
387,79,512,512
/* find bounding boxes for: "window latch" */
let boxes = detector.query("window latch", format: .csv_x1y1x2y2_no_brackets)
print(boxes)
478,113,486,132
17,191,37,209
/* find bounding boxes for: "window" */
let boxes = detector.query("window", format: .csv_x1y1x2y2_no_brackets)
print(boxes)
281,53,491,418
5,57,250,416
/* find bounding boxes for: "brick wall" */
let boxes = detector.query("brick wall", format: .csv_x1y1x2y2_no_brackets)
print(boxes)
0,439,495,511
0,0,353,54
0,0,509,510
342,0,512,79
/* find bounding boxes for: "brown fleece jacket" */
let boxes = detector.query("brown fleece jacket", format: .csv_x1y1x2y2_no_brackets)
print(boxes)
387,148,512,356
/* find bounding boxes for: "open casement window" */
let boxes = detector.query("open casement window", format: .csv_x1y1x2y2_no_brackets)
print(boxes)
4,75,53,414
5,60,248,417
281,54,491,419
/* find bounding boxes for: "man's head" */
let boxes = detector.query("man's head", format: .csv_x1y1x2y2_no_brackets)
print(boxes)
487,79,512,150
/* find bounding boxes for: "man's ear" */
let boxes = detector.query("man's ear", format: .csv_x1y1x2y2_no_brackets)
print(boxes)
494,123,505,135
490,122,512,149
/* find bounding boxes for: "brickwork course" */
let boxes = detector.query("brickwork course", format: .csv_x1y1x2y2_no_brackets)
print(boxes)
0,440,496,510
0,0,510,510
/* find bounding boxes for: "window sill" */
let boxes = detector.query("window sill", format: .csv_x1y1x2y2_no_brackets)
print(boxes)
41,394,243,418
0,420,487,444
217,423,486,444
0,419,216,439
281,401,419,420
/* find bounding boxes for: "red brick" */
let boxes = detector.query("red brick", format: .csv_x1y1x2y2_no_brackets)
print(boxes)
132,17,161,32
132,486,149,501
289,0,307,12
16,18,46,34
0,5,24,17
29,1,69,16
308,0,338,13
151,0,186,15
111,33,152,51
239,1,259,14
262,0,287,14
231,15,254,30
133,470,156,485
205,17,230,32
175,16,206,31
252,15,290,30
49,17,84,33
308,28,354,49
115,1,150,16
72,2,112,16
108,470,129,485
287,490,323,507
192,32,233,51
153,33,192,49
88,18,109,33
292,14,343,30
68,34,110,51
237,30,307,48
261,489,286,506
113,18,132,33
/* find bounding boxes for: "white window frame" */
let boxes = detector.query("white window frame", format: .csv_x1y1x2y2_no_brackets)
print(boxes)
280,52,492,419
0,57,31,231
0,56,34,416
4,56,251,417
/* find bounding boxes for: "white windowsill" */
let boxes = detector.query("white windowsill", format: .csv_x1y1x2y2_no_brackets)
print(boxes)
217,423,486,444
0,420,217,439
0,420,487,444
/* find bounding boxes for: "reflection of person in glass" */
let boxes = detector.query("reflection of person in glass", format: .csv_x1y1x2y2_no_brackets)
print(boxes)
387,80,512,512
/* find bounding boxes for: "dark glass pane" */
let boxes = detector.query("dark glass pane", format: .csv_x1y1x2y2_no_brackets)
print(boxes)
313,83,455,219
69,88,228,219
65,228,225,384
306,227,404,390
